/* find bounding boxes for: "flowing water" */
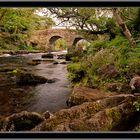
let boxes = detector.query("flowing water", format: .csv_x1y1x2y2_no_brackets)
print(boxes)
0,52,72,116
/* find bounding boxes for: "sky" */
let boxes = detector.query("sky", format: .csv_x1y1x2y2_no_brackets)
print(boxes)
36,8,76,29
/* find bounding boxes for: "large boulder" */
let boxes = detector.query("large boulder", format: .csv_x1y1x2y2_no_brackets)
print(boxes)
42,53,53,58
66,86,112,107
32,95,138,131
53,61,59,64
16,71,48,85
0,111,45,131
57,54,65,59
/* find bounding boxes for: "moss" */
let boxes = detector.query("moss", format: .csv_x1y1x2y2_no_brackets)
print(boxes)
109,109,121,121
85,103,102,116
13,116,43,131
44,117,69,131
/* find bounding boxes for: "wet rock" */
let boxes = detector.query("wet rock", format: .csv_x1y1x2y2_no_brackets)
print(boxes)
65,53,74,61
57,54,65,59
66,86,111,107
60,61,67,64
0,111,45,131
47,78,56,83
27,61,40,66
53,61,59,64
42,53,53,58
16,71,48,85
32,59,42,62
42,111,53,119
130,76,140,93
32,95,138,131
0,67,15,72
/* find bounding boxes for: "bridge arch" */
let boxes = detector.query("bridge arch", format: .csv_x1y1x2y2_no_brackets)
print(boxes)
28,29,89,51
48,35,63,51
72,37,84,46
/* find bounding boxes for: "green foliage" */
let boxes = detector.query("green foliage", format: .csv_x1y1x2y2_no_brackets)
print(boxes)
0,8,55,51
120,8,140,37
67,35,140,90
0,8,35,33
71,56,80,63
133,101,140,112
86,35,129,56
87,40,108,55
107,35,130,48
67,63,85,83
106,18,121,39
55,38,67,51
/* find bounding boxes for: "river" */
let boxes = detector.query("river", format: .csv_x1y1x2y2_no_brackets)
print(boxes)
0,51,72,116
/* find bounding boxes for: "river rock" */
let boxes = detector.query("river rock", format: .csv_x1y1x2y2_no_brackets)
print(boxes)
32,95,138,131
47,78,57,83
27,61,40,66
16,71,48,85
53,61,59,64
0,67,15,72
57,54,65,59
60,61,67,64
42,111,53,119
65,53,74,61
0,111,45,131
32,59,42,62
66,86,112,107
42,53,53,58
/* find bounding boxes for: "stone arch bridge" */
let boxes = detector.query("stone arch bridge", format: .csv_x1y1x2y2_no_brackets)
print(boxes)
27,29,85,51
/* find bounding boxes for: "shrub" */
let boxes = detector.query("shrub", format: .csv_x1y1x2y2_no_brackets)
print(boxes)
87,40,108,55
67,62,85,83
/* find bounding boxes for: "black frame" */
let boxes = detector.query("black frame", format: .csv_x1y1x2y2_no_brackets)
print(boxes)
0,1,140,138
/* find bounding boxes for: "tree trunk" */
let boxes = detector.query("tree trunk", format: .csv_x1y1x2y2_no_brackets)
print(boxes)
112,8,136,47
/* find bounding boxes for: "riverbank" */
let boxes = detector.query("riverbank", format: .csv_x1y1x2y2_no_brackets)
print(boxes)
0,50,47,55
0,86,140,131
0,51,140,132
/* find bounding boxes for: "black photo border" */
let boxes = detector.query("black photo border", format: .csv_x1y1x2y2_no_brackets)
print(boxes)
0,0,140,138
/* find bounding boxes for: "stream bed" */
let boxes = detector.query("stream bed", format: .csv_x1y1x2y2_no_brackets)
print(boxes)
0,52,72,116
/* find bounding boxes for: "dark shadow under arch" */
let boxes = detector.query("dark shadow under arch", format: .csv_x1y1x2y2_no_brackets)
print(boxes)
72,37,84,47
49,36,62,51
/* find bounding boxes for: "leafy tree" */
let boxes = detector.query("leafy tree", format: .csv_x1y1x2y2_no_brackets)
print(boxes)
48,8,120,40
112,8,136,47
0,8,55,50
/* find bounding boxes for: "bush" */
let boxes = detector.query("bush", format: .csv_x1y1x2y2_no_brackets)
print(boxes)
87,40,108,55
107,35,130,48
67,63,85,83
67,35,140,91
